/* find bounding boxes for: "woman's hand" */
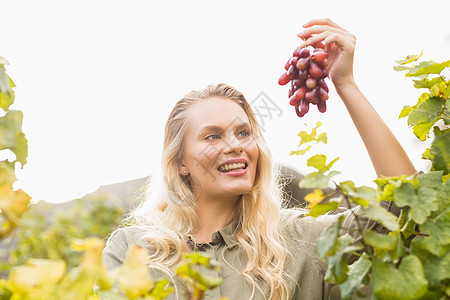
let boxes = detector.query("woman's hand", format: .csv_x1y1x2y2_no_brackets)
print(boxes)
298,18,356,89
297,19,416,178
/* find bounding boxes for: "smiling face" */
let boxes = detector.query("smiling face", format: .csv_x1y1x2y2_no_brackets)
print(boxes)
181,97,260,202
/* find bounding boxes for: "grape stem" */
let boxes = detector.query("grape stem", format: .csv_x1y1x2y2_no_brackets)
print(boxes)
334,184,374,258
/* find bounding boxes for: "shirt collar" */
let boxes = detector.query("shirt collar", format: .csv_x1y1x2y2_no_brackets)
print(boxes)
218,217,240,249
185,218,240,250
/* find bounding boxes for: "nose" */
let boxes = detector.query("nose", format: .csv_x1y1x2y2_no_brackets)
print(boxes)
223,135,244,154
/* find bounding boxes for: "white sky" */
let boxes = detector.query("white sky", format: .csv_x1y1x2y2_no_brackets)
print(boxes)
2,0,449,203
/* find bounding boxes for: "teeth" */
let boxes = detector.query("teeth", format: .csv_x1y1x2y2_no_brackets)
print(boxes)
218,162,246,172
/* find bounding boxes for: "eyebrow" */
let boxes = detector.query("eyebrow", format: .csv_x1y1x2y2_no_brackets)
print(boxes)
198,122,251,135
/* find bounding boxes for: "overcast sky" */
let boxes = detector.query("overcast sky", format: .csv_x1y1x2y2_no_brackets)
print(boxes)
2,0,449,203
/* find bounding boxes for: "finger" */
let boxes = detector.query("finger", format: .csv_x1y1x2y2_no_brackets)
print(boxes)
302,18,346,31
302,31,355,50
298,25,352,40
298,34,325,49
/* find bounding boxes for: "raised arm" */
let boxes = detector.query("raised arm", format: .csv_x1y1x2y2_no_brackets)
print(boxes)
299,18,416,178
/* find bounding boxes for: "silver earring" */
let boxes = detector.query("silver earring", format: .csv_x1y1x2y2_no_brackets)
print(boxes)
183,170,188,175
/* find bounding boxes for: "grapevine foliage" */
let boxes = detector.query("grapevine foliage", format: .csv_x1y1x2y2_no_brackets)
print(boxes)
0,57,31,241
290,54,450,299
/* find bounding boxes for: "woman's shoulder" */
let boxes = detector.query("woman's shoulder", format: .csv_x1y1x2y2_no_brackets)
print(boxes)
279,208,347,241
107,225,152,244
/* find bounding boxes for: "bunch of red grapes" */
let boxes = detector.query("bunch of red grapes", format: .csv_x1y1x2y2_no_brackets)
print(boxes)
278,46,329,117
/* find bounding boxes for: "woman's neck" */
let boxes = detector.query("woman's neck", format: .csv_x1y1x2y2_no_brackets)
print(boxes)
193,193,240,243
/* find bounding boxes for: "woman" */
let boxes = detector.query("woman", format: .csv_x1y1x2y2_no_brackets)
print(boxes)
102,19,416,300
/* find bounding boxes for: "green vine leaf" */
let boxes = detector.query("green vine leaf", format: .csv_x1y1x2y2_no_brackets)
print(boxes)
428,129,450,174
393,182,438,225
361,204,399,232
299,170,340,189
405,60,450,77
339,254,372,300
363,230,397,251
148,279,175,300
394,52,423,65
411,239,450,288
323,234,361,285
291,121,327,156
417,207,450,257
307,199,341,218
372,255,428,300
0,110,28,167
407,97,444,141
306,155,339,173
0,63,15,111
317,215,343,259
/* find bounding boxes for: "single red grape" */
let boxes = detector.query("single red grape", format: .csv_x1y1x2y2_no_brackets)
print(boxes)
287,65,299,79
295,103,305,117
318,87,329,101
306,77,316,89
289,95,301,106
311,50,328,62
299,48,310,58
294,86,307,100
296,58,310,70
308,62,322,78
278,72,291,86
318,100,327,113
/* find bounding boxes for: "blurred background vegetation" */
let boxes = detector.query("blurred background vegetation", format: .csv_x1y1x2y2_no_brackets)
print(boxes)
0,177,146,278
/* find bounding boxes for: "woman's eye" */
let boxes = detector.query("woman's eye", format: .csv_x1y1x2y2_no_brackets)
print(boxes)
238,130,251,137
206,134,220,140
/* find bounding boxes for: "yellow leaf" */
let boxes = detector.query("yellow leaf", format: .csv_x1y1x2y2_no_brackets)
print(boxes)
71,237,104,253
305,189,326,208
9,259,66,292
111,246,153,299
0,183,31,239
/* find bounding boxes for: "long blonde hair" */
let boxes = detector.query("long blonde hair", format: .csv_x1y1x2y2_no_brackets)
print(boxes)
128,83,291,299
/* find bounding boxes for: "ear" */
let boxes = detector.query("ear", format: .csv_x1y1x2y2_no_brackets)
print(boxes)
179,162,188,176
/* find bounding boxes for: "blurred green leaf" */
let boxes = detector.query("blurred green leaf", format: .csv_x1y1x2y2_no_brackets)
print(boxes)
0,110,28,166
429,129,450,174
411,239,450,287
307,199,341,218
290,145,311,156
0,66,15,111
148,279,174,300
317,215,343,259
413,77,442,89
372,255,428,300
324,234,361,285
363,230,397,250
394,182,438,224
300,170,340,189
339,254,372,300
0,184,31,240
393,65,408,71
362,204,399,232
418,207,450,257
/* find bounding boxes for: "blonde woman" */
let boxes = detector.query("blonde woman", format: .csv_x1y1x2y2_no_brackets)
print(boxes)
102,19,416,300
